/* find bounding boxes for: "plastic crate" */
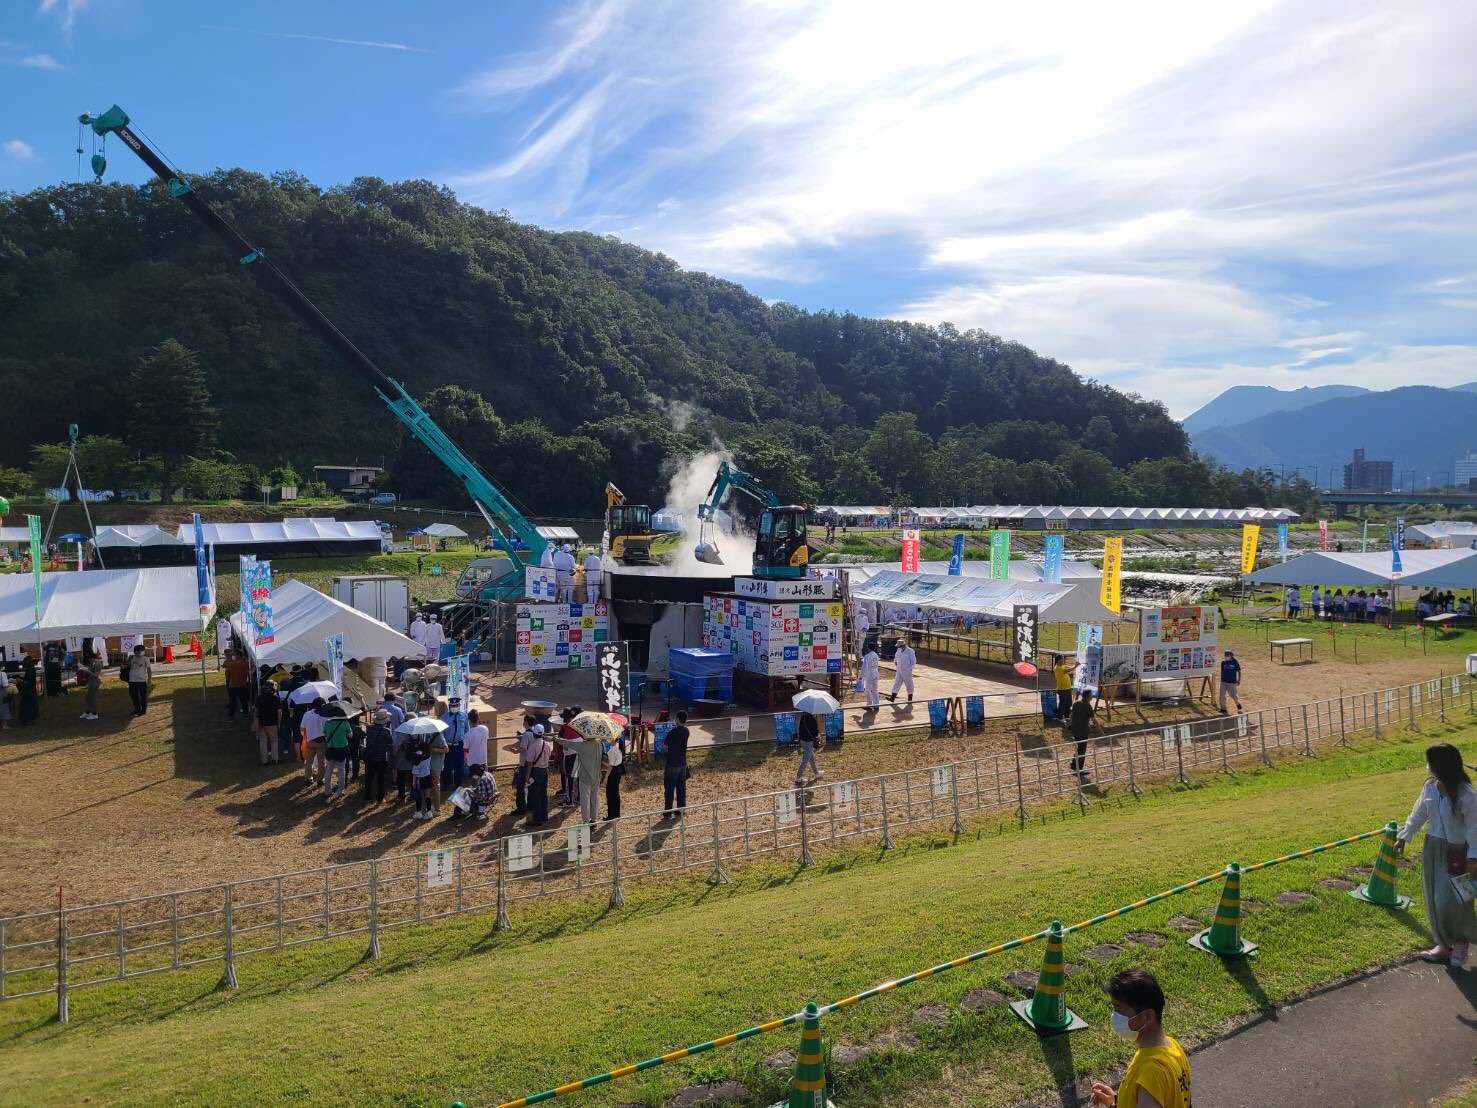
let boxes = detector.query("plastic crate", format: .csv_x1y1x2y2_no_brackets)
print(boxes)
669,647,734,704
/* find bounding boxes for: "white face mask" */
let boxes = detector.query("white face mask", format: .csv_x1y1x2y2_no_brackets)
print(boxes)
1110,1010,1139,1040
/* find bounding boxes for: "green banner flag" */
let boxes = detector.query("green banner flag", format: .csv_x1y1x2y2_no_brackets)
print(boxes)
989,529,1011,579
27,513,42,623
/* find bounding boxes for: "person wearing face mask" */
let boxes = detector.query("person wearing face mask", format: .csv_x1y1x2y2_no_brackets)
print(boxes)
1396,743,1477,969
1090,969,1190,1108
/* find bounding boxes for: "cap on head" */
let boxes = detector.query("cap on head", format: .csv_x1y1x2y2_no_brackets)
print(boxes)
532,723,545,734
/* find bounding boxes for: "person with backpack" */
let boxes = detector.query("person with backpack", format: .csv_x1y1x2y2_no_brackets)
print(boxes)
409,734,435,820
255,679,281,765
796,711,823,785
361,709,395,804
322,709,353,799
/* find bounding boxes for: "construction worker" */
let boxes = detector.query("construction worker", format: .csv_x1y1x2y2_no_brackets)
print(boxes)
855,644,880,709
421,614,446,659
887,637,916,702
583,548,603,604
408,611,427,647
553,543,577,603
853,604,871,660
539,542,555,569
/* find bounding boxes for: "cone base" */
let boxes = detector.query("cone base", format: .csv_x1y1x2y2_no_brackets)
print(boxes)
768,1100,837,1108
1008,998,1087,1035
1349,885,1410,909
1188,929,1258,958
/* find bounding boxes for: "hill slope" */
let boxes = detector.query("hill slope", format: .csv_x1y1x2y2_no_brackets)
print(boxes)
1191,385,1477,483
0,174,1195,513
1182,383,1369,434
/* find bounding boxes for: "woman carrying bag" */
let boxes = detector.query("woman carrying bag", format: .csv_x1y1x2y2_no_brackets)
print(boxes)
1396,743,1477,969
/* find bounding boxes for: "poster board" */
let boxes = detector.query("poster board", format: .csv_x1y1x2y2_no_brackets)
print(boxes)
1139,605,1218,680
515,600,610,670
701,593,845,677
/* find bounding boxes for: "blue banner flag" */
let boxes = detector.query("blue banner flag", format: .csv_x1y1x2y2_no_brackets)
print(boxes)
1042,533,1064,583
1277,522,1288,562
947,533,965,576
1391,529,1402,576
192,513,210,616
1395,517,1405,551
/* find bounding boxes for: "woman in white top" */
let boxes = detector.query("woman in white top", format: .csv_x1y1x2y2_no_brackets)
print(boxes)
1396,743,1477,968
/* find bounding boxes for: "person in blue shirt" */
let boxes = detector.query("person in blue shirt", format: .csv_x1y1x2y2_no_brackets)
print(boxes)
1219,651,1243,714
440,696,469,791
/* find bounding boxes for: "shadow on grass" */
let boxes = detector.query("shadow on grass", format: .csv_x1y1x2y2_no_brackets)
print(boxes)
1035,1029,1089,1108
1224,956,1276,1017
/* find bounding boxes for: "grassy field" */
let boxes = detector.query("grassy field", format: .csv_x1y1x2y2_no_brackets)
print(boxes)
0,722,1468,1107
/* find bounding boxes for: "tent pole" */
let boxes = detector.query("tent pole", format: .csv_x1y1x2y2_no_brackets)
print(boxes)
199,615,208,705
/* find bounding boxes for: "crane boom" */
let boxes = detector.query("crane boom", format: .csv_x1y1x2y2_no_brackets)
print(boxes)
80,105,548,596
693,460,809,579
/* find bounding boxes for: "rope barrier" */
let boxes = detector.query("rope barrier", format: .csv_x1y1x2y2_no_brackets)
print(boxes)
490,822,1390,1108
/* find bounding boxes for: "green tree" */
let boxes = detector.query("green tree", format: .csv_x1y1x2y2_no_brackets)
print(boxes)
28,442,71,498
0,466,33,498
128,340,219,503
76,435,138,500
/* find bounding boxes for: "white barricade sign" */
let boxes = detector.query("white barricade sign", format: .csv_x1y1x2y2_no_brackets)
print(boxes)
831,782,853,813
1412,684,1422,707
1451,675,1463,697
777,790,798,824
1178,724,1193,746
1161,727,1176,752
1428,678,1440,698
731,715,749,739
1384,689,1394,712
426,848,454,889
506,835,535,873
567,824,591,865
1236,714,1248,738
930,767,949,798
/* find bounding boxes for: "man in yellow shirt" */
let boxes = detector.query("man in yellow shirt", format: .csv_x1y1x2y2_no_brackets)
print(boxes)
1053,657,1074,720
1091,969,1190,1108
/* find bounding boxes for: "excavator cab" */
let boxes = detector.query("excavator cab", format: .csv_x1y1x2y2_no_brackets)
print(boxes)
607,503,654,564
753,506,809,580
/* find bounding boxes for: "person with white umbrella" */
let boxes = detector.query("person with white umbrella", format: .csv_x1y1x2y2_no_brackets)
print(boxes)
300,697,328,785
396,715,448,820
855,643,880,709
887,636,917,703
791,689,837,786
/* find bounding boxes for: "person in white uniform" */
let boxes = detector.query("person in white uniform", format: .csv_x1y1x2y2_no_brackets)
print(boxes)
583,549,603,604
888,638,917,702
855,645,881,708
421,614,446,658
539,543,555,569
853,605,871,659
408,612,427,647
553,544,577,603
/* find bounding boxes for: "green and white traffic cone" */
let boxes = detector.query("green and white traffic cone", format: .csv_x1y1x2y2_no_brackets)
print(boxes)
784,1002,830,1108
1190,862,1258,957
1010,920,1087,1033
1351,821,1411,909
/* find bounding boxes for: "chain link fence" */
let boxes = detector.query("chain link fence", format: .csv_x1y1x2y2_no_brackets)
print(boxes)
3,672,1470,1020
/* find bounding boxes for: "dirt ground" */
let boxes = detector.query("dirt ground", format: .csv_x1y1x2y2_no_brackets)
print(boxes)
0,617,1468,917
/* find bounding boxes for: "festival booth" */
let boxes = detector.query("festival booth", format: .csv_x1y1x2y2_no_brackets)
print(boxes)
1246,549,1475,589
847,570,1121,627
0,566,212,660
1406,522,1477,548
230,579,424,671
91,524,192,567
179,518,382,561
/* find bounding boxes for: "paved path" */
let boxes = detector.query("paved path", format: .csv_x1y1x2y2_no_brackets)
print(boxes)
1193,960,1477,1107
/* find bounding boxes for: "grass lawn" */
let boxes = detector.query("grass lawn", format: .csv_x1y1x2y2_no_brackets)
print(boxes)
0,721,1469,1107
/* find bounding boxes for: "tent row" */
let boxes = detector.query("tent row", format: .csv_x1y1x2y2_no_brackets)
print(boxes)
847,570,1121,624
0,566,213,650
816,504,1299,526
1246,549,1477,589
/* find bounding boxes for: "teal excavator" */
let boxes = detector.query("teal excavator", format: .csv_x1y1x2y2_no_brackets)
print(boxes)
79,105,545,602
694,460,809,580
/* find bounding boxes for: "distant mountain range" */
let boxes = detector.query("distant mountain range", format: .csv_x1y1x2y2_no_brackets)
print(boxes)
1188,385,1477,487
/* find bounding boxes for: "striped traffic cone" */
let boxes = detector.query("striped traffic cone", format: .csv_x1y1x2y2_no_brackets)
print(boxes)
1351,821,1411,909
785,1002,829,1108
1010,920,1087,1033
1190,863,1258,957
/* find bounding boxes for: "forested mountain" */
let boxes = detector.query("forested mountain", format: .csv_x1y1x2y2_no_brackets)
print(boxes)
1182,384,1370,434
1,172,1288,514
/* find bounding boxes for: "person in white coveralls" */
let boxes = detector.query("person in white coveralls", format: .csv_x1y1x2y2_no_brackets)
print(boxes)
583,549,603,604
888,638,917,703
855,644,880,709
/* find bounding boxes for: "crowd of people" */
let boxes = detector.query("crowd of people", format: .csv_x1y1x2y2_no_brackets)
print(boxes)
1284,585,1474,623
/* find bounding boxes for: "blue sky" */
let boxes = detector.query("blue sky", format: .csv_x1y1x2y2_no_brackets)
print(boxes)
4,0,1477,418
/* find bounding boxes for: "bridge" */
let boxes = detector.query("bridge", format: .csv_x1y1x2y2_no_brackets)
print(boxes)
1320,490,1477,517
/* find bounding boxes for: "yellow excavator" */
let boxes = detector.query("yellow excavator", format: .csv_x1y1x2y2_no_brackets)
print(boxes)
604,482,656,565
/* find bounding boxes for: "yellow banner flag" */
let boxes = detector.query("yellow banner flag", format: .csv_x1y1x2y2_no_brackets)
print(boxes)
1240,524,1261,575
1100,536,1123,613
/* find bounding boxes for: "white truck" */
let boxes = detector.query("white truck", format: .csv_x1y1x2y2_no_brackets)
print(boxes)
331,575,411,633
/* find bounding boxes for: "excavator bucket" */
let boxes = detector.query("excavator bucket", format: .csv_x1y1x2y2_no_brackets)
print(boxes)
694,540,725,565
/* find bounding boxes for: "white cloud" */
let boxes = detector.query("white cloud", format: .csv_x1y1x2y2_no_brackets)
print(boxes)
17,53,63,69
3,139,34,160
254,31,429,53
37,0,85,35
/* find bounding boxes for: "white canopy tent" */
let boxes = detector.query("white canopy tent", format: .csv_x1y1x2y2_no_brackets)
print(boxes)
1396,551,1477,589
536,525,580,545
0,526,32,545
178,518,382,545
230,579,424,669
0,566,212,650
1245,549,1475,588
93,525,188,549
847,569,1123,624
422,523,469,539
1407,521,1477,547
842,558,1099,583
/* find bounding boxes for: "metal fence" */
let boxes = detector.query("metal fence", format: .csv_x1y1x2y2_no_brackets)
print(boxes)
3,672,1470,1020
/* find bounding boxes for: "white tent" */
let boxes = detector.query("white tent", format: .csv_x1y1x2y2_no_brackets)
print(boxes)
1246,549,1474,588
177,518,383,544
93,525,188,549
231,579,424,668
842,558,1099,583
1394,551,1477,589
422,523,469,539
536,525,580,544
0,566,212,650
847,569,1123,624
1407,521,1477,547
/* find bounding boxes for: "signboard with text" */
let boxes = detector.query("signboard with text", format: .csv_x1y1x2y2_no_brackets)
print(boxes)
702,593,845,677
515,600,611,671
732,576,837,601
1139,605,1218,680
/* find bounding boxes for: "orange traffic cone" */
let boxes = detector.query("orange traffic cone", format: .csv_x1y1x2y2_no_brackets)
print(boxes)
189,635,203,659
163,645,175,663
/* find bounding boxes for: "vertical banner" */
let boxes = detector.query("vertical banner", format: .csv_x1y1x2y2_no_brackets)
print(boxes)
597,641,629,714
1042,533,1064,583
1011,604,1038,664
1395,516,1405,550
447,653,470,705
1361,519,1369,553
27,513,42,623
249,560,275,646
325,632,345,692
192,513,210,617
1099,537,1122,613
947,533,964,576
1276,522,1288,562
900,529,921,573
239,554,256,617
1074,623,1104,693
989,529,1011,579
1239,524,1260,574
1318,519,1328,551
1390,529,1403,577
208,542,216,602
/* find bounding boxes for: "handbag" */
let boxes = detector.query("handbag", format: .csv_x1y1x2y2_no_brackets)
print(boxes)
1448,845,1468,878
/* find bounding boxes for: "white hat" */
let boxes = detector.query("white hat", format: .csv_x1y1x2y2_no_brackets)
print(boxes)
561,544,571,552
532,723,545,734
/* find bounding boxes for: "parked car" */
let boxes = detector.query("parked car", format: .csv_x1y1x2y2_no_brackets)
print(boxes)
368,492,398,505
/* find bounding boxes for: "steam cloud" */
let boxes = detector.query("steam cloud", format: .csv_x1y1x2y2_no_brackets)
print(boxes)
658,447,758,576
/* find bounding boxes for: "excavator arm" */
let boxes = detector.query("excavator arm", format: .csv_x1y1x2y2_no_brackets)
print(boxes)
693,461,809,579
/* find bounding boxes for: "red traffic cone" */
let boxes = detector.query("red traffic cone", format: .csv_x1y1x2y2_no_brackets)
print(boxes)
163,645,175,663
189,635,203,659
